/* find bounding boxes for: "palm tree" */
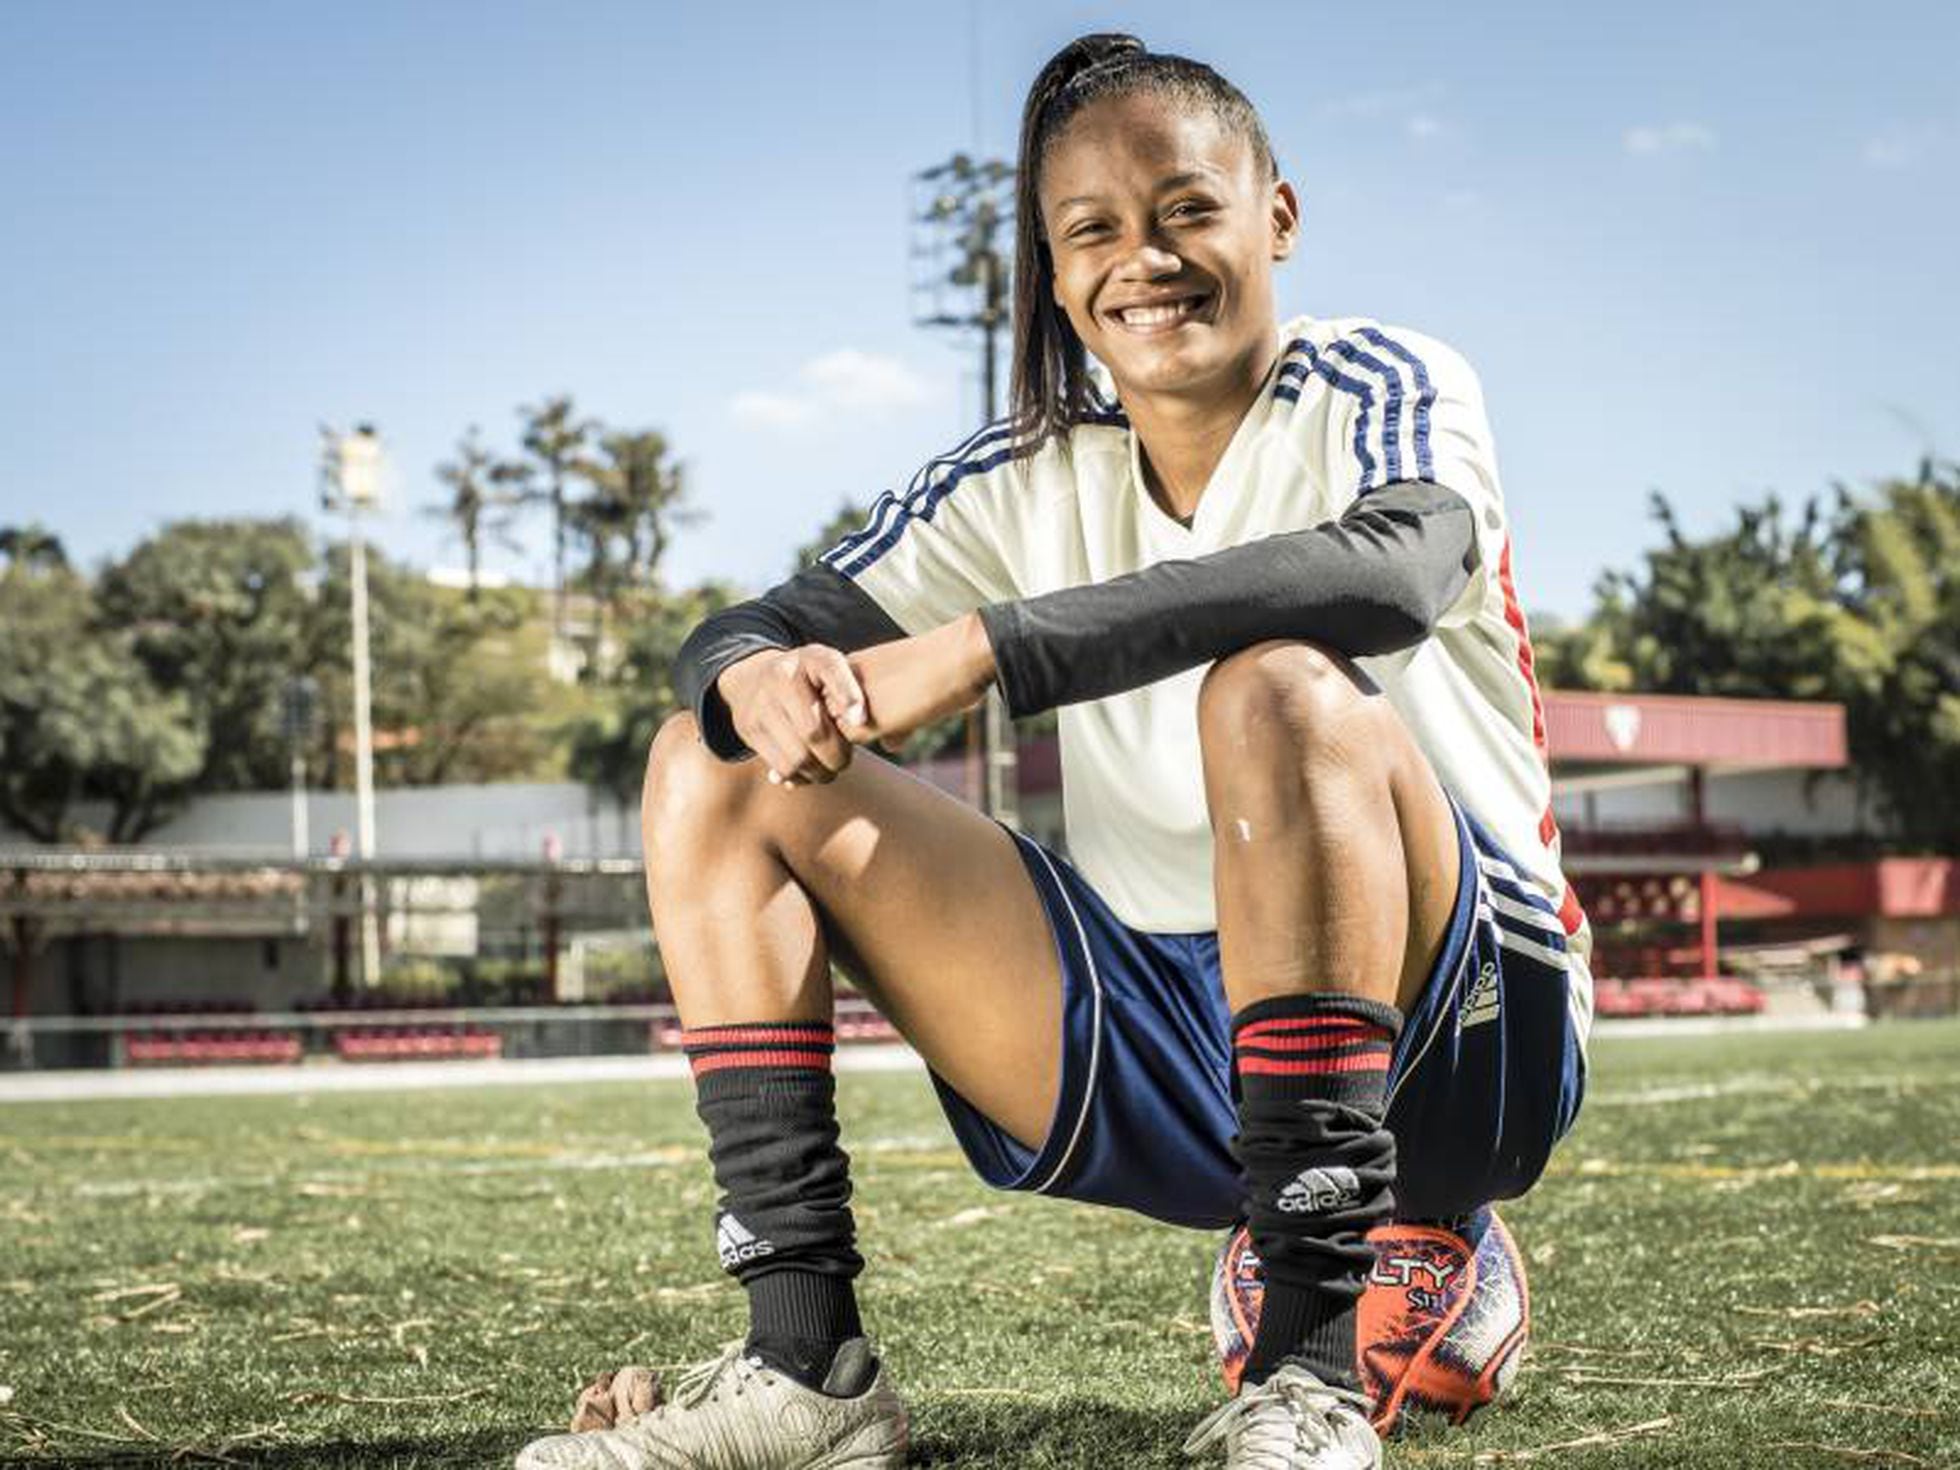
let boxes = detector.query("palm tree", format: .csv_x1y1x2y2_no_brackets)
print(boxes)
569,428,700,674
0,523,69,574
429,427,522,601
517,396,597,637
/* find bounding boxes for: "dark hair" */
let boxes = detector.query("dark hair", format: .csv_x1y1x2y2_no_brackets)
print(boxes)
1009,34,1278,448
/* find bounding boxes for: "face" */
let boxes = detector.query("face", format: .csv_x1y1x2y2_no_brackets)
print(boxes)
1038,90,1298,409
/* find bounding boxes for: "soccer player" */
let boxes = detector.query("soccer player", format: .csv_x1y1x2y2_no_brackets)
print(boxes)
518,32,1589,1470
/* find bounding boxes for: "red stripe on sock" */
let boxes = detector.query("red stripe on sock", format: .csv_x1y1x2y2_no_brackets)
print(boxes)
1237,1054,1391,1076
681,1026,834,1047
688,1048,833,1076
1237,1017,1392,1048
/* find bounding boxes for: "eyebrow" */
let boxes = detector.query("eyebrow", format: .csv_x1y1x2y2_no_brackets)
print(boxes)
1052,169,1222,213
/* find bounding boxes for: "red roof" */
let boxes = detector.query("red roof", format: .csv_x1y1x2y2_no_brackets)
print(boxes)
1715,859,1960,920
1543,691,1846,768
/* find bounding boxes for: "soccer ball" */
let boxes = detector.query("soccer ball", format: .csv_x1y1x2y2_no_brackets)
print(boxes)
1209,1209,1530,1432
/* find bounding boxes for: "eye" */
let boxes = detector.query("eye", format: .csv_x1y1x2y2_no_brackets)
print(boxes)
1165,199,1217,223
1064,219,1111,242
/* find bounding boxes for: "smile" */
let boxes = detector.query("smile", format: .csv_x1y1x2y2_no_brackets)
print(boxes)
1108,293,1211,332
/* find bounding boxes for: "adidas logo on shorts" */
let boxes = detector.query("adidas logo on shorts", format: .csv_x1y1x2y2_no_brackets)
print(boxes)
1277,1166,1361,1214
716,1212,776,1268
1460,960,1501,1031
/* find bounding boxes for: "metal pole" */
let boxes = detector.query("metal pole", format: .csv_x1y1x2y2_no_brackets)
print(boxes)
349,510,381,988
977,246,1019,830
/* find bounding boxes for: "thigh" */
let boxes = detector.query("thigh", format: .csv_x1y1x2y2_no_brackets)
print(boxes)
669,733,1063,1153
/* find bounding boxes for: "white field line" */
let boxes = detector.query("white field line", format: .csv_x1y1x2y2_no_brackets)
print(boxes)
0,1044,926,1105
0,1012,1885,1106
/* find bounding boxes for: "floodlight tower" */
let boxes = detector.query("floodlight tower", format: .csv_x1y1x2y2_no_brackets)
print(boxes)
319,424,385,987
912,152,1019,828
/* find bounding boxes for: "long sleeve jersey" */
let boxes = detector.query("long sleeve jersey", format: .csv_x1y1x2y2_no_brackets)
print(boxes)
673,317,1591,1034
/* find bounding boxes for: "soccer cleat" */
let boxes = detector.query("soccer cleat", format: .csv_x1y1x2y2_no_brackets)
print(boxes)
1182,1363,1382,1469
514,1338,907,1470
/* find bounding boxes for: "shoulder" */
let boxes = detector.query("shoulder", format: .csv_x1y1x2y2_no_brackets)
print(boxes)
1277,315,1479,393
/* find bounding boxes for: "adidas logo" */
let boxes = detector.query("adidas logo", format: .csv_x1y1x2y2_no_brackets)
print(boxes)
1459,960,1501,1031
716,1213,776,1268
1277,1166,1361,1215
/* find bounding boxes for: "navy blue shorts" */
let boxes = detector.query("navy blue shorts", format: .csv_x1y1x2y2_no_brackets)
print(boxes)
929,799,1588,1230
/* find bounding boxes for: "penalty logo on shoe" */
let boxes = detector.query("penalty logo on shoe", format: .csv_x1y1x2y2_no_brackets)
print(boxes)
715,1213,775,1269
1209,1211,1530,1433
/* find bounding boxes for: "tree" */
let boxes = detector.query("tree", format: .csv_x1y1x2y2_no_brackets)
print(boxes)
312,544,556,787
1541,462,1960,849
517,395,597,638
95,518,317,794
0,524,68,573
570,428,699,675
429,425,525,600
565,581,739,803
0,565,202,841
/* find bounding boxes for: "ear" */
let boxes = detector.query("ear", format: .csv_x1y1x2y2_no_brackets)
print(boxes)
1270,180,1301,262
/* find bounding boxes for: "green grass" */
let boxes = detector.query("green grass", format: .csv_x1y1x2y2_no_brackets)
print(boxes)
3,1021,1957,1468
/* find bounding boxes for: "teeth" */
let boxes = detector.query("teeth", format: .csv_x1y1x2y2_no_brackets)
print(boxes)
1119,298,1199,326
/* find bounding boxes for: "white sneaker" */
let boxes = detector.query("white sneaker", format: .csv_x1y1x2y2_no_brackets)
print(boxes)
515,1338,907,1470
1183,1363,1382,1469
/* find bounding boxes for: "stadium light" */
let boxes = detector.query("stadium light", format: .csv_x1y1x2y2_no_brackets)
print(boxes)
318,423,386,988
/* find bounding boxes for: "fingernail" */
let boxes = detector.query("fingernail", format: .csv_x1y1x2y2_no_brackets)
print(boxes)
847,704,865,725
767,770,782,785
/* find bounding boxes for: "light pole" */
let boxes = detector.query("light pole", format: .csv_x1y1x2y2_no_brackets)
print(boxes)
912,152,1019,829
319,424,385,988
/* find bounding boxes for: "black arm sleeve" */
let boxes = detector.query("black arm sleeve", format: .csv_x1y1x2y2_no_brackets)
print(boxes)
976,479,1478,718
672,562,908,760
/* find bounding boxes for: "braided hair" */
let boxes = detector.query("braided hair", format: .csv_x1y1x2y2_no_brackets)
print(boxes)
1010,34,1279,448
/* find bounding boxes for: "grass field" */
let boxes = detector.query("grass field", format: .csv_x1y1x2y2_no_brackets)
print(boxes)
3,1021,1957,1468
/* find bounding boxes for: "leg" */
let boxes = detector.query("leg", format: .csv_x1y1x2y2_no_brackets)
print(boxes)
1196,640,1460,1398
1199,640,1460,1017
642,711,1061,1148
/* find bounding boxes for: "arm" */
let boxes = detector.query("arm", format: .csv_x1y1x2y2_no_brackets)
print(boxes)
673,563,906,761
975,479,1476,718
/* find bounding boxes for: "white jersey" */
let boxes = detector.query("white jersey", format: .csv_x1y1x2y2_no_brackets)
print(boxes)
820,316,1590,1012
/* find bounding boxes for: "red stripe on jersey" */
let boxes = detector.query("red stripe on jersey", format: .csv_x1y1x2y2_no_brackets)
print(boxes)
1497,541,1549,764
682,1026,834,1048
1238,1054,1391,1077
688,1048,833,1076
1558,882,1586,937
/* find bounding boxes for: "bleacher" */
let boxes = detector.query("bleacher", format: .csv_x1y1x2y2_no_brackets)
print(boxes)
1592,976,1767,1019
113,1001,303,1066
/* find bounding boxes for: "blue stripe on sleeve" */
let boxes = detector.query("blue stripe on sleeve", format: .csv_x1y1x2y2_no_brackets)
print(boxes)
1354,327,1436,482
1325,337,1412,486
1274,339,1380,492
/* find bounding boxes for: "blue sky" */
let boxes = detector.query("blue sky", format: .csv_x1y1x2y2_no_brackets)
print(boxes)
2,0,1954,619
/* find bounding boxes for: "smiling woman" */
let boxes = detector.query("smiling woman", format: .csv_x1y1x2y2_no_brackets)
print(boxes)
515,30,1593,1470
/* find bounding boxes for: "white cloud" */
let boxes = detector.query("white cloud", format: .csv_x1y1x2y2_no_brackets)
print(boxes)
1624,122,1717,157
728,391,818,429
800,349,934,412
727,349,936,431
1863,124,1944,171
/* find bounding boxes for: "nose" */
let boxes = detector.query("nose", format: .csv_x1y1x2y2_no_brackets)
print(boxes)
1118,238,1184,282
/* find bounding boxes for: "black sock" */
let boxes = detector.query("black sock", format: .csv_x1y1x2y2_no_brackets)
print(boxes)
684,1021,863,1390
1231,993,1400,1390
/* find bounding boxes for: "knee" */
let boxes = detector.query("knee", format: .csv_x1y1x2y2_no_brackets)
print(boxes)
641,711,750,868
1197,640,1382,774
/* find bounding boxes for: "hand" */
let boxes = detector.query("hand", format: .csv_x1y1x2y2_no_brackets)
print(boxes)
715,644,867,786
846,612,999,752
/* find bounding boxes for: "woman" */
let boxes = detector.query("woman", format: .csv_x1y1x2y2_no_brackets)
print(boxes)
519,32,1589,1470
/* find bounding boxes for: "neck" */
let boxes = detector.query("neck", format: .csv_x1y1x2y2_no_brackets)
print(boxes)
1125,331,1279,521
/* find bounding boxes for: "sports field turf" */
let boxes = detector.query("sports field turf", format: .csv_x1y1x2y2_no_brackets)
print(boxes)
2,1020,1956,1468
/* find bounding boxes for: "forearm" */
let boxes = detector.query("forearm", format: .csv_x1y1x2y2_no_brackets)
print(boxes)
673,563,906,759
977,480,1477,717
